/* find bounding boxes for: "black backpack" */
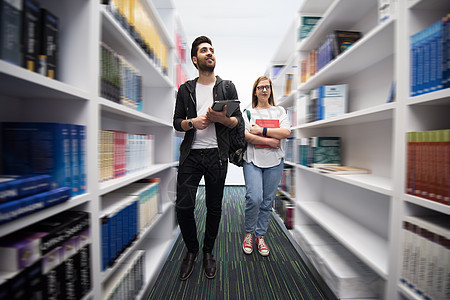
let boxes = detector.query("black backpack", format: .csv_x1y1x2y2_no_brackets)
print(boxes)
221,80,248,167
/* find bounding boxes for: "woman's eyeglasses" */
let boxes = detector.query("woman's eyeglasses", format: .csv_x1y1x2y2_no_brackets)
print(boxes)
256,85,271,91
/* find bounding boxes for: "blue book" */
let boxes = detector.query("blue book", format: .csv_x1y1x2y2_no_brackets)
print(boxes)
101,216,109,270
0,174,51,203
2,122,72,191
77,125,86,195
70,124,80,196
0,187,70,225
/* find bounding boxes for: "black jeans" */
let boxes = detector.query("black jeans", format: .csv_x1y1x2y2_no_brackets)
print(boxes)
176,148,228,254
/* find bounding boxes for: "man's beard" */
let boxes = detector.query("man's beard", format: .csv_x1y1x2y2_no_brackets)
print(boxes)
197,58,215,73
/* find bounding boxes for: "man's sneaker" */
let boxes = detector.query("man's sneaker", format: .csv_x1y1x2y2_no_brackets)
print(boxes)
255,236,269,256
242,232,253,254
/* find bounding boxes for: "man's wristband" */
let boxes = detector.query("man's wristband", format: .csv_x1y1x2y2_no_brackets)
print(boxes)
262,127,267,137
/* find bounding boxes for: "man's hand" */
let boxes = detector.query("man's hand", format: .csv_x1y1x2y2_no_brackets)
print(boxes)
193,115,211,130
206,105,228,123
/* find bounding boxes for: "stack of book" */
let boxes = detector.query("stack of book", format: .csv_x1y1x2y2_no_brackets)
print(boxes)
273,193,294,230
2,122,86,196
297,136,341,168
406,129,449,205
280,167,295,198
98,130,154,183
105,0,169,75
0,211,91,299
103,250,146,300
100,179,159,271
100,42,143,111
300,30,362,80
400,216,449,299
0,174,71,225
298,16,321,42
296,84,348,124
0,0,59,79
410,15,450,96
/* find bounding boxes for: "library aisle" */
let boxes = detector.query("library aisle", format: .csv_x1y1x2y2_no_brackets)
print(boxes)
147,186,335,300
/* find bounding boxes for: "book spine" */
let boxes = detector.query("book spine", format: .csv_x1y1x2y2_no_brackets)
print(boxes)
22,0,40,72
39,8,58,79
0,0,22,66
0,174,52,203
78,125,86,194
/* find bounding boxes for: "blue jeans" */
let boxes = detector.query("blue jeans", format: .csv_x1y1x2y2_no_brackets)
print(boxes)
243,160,284,238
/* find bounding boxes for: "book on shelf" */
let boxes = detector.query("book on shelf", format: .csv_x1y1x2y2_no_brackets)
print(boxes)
309,136,341,167
2,122,86,196
0,174,52,204
317,166,371,174
284,73,293,96
401,216,449,299
406,129,449,205
22,0,40,72
39,8,58,79
317,84,348,120
0,186,71,225
0,211,91,299
103,249,145,300
333,30,362,56
0,0,22,66
254,119,279,149
100,194,139,270
410,16,448,97
298,16,321,41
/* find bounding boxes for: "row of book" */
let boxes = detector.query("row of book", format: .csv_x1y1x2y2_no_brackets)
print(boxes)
104,250,146,300
293,224,382,298
100,42,143,111
279,167,295,198
1,122,86,196
0,174,71,225
297,16,321,42
176,63,188,89
300,30,362,83
105,0,169,75
273,193,294,230
297,136,341,168
406,129,450,206
400,216,449,300
101,180,159,271
410,15,450,96
175,30,187,64
0,0,59,79
99,130,154,183
301,84,348,124
0,210,91,300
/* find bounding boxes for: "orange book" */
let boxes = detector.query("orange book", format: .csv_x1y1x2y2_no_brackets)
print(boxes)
254,119,279,149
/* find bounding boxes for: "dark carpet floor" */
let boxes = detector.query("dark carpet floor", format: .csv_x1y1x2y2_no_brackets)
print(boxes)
147,186,332,300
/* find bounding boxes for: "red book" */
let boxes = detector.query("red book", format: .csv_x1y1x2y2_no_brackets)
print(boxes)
254,119,279,149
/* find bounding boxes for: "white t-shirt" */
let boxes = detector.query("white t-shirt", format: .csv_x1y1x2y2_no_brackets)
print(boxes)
243,106,290,168
191,82,217,149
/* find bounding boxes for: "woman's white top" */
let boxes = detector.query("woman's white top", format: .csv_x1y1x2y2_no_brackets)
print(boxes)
243,106,291,168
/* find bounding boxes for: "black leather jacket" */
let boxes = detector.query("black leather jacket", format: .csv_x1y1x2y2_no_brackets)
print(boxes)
173,76,243,166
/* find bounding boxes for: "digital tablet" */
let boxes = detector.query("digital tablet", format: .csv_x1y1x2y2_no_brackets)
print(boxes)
211,100,240,117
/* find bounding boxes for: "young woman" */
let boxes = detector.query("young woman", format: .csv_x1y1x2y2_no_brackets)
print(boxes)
241,76,290,256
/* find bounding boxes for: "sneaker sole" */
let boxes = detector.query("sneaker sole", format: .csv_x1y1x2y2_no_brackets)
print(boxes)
242,246,253,255
258,250,269,257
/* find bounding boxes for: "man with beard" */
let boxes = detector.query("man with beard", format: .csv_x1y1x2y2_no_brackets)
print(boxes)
173,36,243,280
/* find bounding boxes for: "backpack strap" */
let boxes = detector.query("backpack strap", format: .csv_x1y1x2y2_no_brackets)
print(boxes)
221,80,232,100
245,109,251,121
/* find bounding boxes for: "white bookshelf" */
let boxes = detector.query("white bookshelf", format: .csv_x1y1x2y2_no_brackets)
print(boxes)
270,0,450,299
0,1,185,299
